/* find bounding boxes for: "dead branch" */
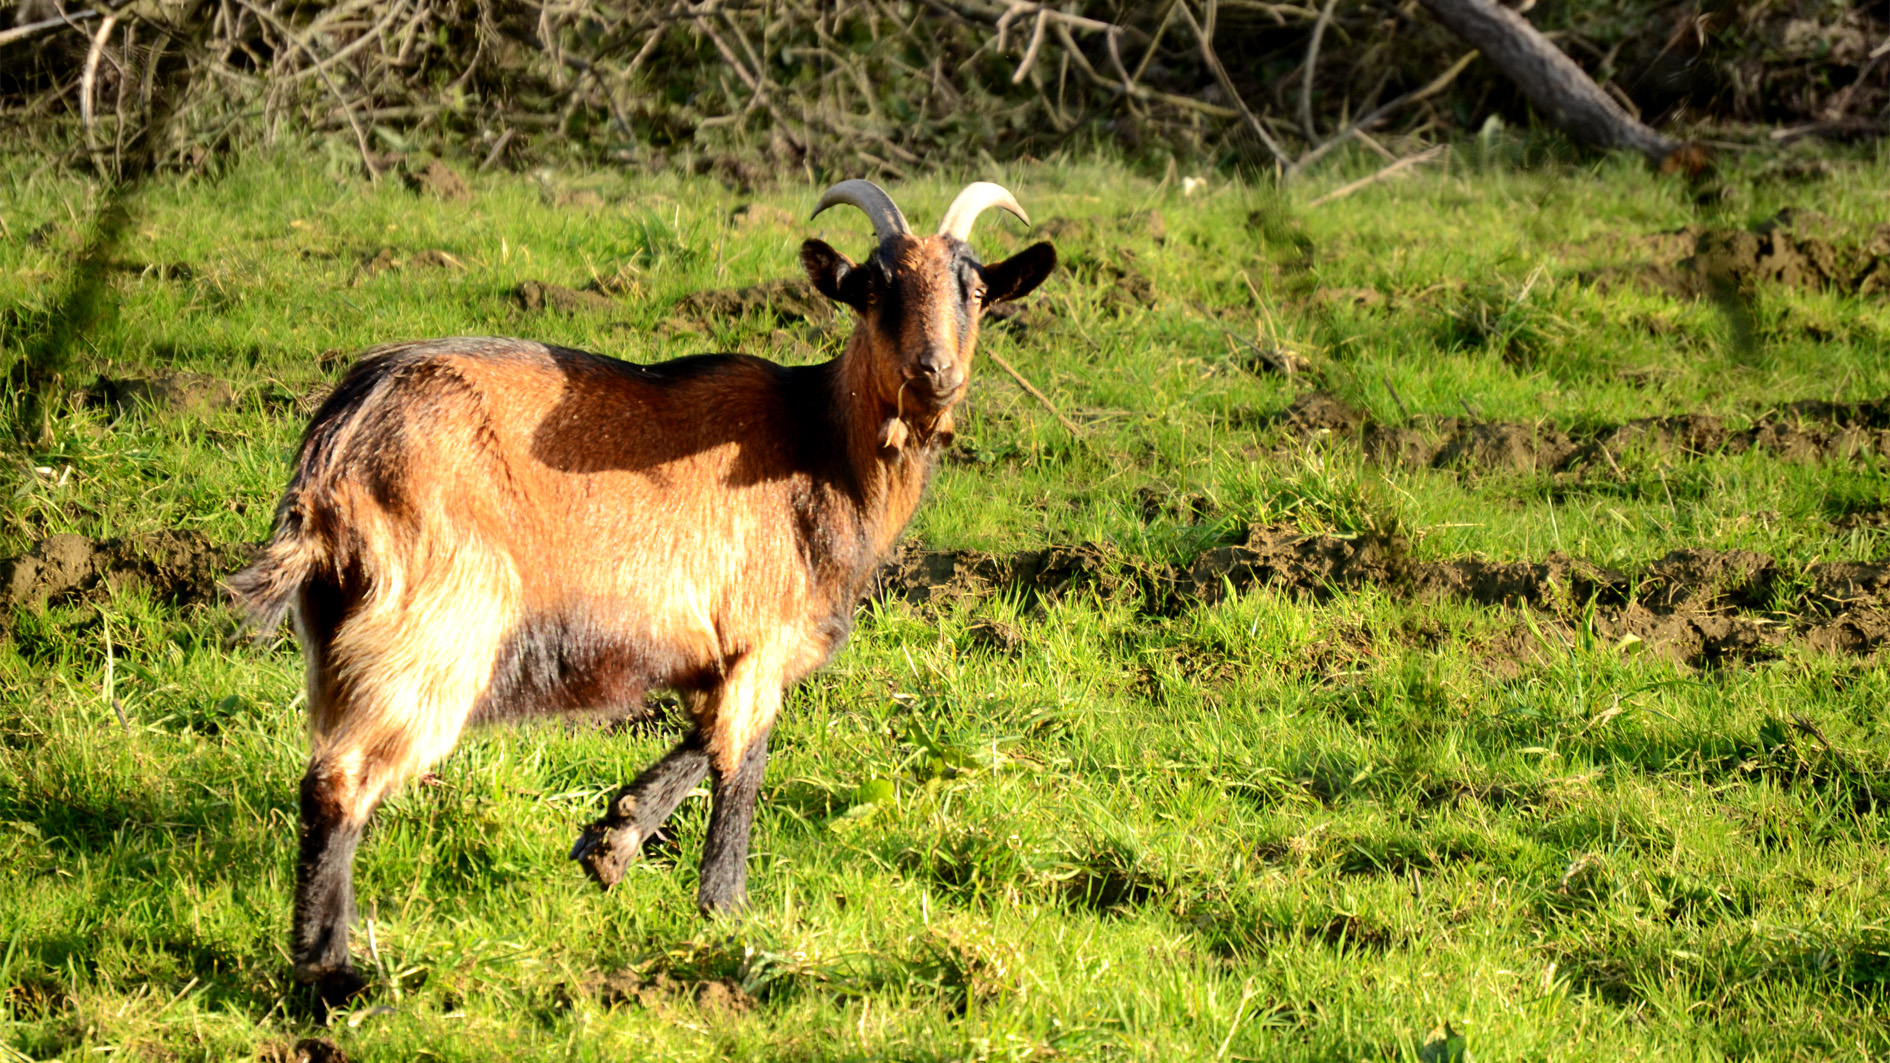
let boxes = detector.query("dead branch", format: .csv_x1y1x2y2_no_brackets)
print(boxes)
1289,49,1477,176
1415,0,1678,164
1305,143,1446,207
1175,0,1293,167
1298,0,1337,140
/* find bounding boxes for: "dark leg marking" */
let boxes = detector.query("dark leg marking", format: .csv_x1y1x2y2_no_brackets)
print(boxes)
293,765,370,1010
571,730,711,889
696,729,772,916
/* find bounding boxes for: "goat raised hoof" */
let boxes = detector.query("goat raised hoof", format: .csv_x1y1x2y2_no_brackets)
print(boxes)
572,735,712,889
570,820,637,890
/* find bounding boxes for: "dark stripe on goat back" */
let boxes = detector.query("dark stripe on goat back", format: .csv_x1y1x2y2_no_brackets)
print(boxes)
470,606,720,727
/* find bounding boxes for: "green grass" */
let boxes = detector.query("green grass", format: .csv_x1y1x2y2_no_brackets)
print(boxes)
4,139,1890,1060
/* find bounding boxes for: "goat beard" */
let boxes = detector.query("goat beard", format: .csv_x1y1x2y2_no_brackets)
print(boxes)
876,408,955,455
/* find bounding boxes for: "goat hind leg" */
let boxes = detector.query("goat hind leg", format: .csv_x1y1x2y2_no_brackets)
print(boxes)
572,729,710,890
293,757,374,1007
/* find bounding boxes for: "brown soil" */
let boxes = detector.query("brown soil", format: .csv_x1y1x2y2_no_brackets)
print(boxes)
361,248,464,277
552,188,607,210
514,280,614,314
1271,391,1890,473
82,371,235,418
1581,208,1890,299
408,158,470,202
876,524,1890,668
670,277,834,327
258,1039,349,1063
731,202,798,230
0,531,251,610
591,968,754,1015
874,541,1133,611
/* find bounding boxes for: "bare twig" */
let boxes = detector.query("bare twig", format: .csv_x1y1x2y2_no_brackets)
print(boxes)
987,350,1083,436
1174,0,1292,167
1290,50,1477,176
1011,8,1050,84
81,13,123,171
1305,144,1446,207
1298,0,1338,140
0,8,102,48
228,0,380,181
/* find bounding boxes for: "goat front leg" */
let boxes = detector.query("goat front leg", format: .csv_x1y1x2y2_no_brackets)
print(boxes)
571,727,711,890
698,723,773,915
696,654,784,916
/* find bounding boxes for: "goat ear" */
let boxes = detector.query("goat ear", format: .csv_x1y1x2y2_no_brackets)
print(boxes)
980,242,1057,305
802,239,870,310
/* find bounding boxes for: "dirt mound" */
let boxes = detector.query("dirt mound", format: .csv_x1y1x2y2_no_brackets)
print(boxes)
359,248,463,277
514,281,614,314
1584,209,1890,299
82,371,235,418
671,277,834,327
1810,561,1890,608
589,968,754,1015
875,541,1129,610
1409,555,1629,610
875,522,1890,668
407,158,470,201
1186,525,1404,604
1642,549,1777,611
1272,391,1362,435
0,531,251,610
1271,391,1890,473
1432,422,1578,474
1060,248,1157,314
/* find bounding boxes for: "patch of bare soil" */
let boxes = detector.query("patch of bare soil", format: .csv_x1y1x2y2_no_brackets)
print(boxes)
82,371,235,418
1060,247,1157,314
359,248,464,278
875,525,1890,668
670,277,834,327
1271,391,1890,474
407,158,470,201
1581,208,1890,299
514,280,614,314
0,532,251,610
588,968,755,1015
874,541,1139,611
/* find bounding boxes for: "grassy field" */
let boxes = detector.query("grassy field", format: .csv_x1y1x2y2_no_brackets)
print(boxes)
3,139,1890,1061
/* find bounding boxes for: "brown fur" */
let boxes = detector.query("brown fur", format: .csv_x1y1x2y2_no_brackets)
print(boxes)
228,223,1054,980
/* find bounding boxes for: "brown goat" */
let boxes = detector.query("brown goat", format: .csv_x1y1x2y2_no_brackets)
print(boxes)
227,180,1056,1004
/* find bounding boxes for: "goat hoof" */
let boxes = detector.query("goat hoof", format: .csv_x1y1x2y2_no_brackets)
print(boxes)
571,819,638,890
295,965,369,1023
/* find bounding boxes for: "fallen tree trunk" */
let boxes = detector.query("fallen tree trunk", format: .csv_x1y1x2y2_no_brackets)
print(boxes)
1416,0,1679,165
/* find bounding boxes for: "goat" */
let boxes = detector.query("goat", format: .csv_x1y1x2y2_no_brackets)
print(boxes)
226,179,1057,1004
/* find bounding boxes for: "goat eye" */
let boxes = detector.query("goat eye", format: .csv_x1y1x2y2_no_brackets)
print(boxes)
971,287,986,302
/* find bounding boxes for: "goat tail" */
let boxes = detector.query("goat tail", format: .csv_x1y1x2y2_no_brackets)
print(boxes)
225,498,324,637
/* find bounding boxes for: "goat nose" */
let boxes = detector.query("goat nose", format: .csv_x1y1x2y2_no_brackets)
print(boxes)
913,353,951,380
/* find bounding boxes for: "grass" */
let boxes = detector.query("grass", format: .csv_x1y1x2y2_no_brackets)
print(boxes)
3,138,1890,1060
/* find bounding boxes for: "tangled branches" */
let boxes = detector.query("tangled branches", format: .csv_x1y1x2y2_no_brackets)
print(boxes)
1,0,1885,182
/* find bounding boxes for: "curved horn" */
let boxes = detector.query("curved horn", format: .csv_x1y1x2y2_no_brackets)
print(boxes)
937,182,1029,241
810,179,911,242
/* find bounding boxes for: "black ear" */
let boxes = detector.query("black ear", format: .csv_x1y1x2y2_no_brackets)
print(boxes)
981,241,1057,305
802,239,871,310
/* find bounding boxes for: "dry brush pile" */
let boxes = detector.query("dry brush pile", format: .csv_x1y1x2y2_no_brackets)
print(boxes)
2,0,1887,182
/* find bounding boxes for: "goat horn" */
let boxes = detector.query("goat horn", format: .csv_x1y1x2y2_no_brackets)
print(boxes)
937,182,1029,241
810,179,911,242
